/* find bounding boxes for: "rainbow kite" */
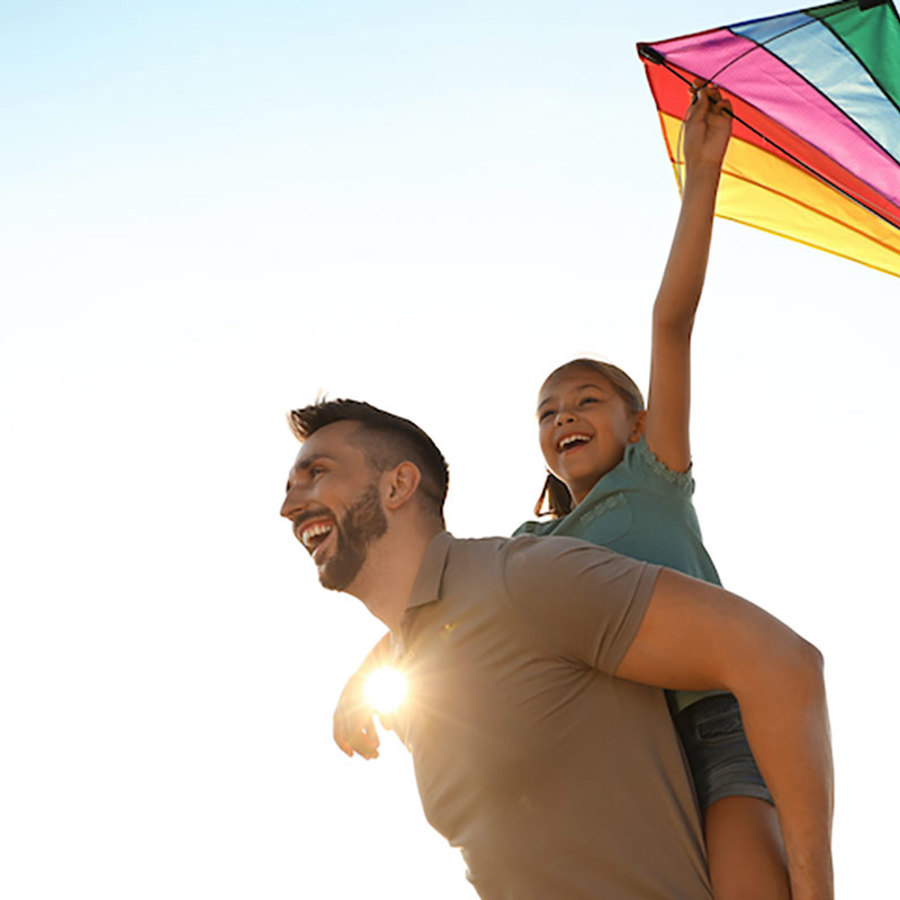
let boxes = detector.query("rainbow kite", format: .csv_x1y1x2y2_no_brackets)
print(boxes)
638,0,900,277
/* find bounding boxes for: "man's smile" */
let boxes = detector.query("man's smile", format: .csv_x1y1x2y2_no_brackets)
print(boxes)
294,515,336,560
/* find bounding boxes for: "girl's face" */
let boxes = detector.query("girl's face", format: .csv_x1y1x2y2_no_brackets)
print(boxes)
537,368,644,505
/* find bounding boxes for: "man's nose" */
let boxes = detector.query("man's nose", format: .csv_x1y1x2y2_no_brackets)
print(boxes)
280,484,308,519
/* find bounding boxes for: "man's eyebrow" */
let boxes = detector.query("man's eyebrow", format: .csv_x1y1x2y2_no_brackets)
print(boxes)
296,452,336,470
285,452,337,491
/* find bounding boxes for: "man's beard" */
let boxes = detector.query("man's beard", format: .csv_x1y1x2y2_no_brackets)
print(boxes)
319,483,388,591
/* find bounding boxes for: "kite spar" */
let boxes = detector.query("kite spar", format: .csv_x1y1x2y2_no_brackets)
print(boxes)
638,0,900,277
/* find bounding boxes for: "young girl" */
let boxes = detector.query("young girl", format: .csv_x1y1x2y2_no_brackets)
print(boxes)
333,85,790,898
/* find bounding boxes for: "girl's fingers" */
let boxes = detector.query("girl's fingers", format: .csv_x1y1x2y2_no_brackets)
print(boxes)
688,85,709,118
711,97,733,118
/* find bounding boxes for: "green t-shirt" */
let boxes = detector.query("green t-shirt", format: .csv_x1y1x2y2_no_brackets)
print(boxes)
515,436,721,709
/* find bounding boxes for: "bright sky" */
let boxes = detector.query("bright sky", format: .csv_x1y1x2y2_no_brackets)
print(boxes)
2,2,897,897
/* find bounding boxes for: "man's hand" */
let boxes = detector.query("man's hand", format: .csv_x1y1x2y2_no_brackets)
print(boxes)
333,673,382,759
683,81,733,173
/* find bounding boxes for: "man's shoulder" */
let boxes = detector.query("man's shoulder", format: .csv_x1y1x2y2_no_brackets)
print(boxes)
445,532,633,583
440,534,660,675
512,517,562,537
448,531,602,556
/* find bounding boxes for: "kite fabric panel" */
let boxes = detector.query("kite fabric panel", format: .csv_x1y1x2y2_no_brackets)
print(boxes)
638,0,900,278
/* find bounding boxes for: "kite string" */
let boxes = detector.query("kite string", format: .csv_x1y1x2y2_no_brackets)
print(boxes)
674,102,691,196
673,83,710,196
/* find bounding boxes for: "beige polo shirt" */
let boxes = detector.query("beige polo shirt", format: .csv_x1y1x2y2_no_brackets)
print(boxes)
392,532,711,899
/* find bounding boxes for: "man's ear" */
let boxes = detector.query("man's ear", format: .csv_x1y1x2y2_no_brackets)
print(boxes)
383,461,422,511
628,410,647,443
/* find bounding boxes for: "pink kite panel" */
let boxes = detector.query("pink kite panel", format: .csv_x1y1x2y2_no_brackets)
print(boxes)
651,28,900,208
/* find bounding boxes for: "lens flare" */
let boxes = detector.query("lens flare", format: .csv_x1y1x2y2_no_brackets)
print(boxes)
363,667,408,714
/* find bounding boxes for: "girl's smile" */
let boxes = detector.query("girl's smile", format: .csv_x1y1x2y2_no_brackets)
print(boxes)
556,432,593,453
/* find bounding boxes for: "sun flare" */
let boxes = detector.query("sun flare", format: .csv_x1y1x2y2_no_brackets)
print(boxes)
364,667,408,715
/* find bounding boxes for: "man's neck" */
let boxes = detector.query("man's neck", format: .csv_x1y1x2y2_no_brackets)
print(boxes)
347,520,443,629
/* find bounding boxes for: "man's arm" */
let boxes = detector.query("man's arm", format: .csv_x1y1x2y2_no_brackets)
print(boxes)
332,632,392,759
615,569,833,900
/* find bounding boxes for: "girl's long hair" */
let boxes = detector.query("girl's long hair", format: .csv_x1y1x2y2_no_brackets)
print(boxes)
534,359,645,518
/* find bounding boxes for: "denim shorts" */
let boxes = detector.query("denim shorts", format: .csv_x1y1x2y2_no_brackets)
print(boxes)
673,693,773,812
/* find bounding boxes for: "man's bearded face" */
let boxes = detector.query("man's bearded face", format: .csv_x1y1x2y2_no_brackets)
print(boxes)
315,482,388,590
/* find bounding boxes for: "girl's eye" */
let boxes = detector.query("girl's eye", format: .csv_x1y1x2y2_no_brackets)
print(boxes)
580,396,599,406
538,409,555,422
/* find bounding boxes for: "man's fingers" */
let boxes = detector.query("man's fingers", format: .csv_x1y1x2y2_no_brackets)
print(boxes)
339,712,379,759
333,715,355,755
359,722,381,758
334,703,380,758
350,738,378,759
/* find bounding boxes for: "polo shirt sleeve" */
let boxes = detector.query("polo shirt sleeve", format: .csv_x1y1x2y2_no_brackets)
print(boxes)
500,534,661,676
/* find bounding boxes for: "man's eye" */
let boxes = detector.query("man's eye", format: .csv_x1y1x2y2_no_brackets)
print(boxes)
310,465,326,478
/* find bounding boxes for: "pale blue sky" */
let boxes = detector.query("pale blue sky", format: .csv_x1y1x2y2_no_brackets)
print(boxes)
2,2,897,897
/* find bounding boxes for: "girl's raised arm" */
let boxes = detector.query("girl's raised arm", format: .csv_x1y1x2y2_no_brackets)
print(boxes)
643,84,732,472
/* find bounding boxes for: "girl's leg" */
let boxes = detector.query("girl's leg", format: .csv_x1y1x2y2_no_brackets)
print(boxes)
704,796,790,900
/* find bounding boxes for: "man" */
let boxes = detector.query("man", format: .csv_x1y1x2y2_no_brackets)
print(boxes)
280,398,833,900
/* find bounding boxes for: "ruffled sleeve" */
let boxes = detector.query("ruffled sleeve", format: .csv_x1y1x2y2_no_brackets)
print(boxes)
628,437,695,495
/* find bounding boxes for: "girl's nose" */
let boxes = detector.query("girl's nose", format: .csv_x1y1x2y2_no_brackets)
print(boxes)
555,409,576,425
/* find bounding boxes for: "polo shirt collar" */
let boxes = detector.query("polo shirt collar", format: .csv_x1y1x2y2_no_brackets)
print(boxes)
404,530,452,612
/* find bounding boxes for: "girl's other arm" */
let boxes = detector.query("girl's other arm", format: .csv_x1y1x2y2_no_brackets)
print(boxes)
644,84,732,472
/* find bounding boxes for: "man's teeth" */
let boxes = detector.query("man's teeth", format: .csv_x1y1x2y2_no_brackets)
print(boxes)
301,522,334,549
559,434,590,450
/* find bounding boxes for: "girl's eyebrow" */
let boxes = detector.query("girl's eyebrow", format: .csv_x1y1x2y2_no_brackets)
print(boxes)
539,382,609,408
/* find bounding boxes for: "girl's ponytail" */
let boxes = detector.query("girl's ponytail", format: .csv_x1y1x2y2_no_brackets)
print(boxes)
534,472,574,518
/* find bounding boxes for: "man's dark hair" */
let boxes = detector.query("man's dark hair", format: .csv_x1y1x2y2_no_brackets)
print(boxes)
288,399,449,523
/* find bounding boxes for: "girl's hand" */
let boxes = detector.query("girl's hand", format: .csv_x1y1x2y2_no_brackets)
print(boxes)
683,81,733,173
